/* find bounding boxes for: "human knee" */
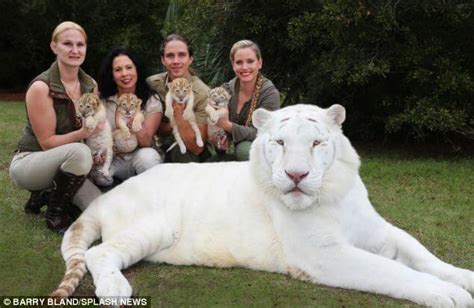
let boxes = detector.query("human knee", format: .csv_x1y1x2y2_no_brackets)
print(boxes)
235,141,252,161
132,148,162,174
62,143,93,175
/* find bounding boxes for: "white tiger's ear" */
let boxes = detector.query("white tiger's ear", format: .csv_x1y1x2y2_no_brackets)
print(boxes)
137,98,142,106
252,108,273,130
327,104,346,126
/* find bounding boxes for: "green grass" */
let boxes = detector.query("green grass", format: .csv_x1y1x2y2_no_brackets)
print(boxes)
0,101,472,306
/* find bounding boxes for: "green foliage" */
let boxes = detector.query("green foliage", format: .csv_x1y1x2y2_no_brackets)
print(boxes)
1,1,473,145
0,0,168,89
163,0,474,145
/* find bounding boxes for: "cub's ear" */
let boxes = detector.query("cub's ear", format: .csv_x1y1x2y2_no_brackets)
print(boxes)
137,98,142,106
327,104,346,126
252,108,273,131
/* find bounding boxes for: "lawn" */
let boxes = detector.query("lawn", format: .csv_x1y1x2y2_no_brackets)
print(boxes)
0,101,472,307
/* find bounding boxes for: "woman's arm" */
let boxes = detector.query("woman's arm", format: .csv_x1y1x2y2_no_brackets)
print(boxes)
135,111,162,147
26,81,92,150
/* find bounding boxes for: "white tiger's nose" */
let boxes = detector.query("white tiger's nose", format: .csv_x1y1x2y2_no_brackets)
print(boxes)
285,170,309,185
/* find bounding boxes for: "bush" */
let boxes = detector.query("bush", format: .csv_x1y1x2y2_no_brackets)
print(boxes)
163,0,474,145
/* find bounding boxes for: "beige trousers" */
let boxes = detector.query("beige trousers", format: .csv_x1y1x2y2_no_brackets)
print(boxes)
9,143,101,210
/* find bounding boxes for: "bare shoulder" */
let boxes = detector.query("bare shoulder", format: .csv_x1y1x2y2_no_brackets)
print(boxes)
26,80,52,108
27,80,50,97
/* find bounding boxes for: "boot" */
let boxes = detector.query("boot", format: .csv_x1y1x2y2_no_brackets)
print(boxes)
45,170,86,234
24,190,49,214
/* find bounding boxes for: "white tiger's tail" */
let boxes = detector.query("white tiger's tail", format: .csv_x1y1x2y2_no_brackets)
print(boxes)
50,210,101,298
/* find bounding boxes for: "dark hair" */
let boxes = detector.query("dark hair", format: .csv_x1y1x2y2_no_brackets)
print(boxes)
98,47,151,107
160,33,194,58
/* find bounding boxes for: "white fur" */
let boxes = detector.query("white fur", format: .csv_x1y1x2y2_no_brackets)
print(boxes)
58,104,473,306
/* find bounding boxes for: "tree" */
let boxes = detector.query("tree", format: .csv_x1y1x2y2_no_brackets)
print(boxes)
0,0,168,89
163,0,474,144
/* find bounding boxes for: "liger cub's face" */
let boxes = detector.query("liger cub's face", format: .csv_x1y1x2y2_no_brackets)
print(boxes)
116,93,142,116
168,78,192,102
78,93,101,118
209,87,230,108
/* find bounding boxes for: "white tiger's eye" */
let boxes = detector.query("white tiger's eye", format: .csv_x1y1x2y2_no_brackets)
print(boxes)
276,140,284,146
313,140,321,147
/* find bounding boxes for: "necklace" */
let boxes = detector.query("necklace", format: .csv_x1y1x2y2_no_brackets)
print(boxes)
61,78,80,103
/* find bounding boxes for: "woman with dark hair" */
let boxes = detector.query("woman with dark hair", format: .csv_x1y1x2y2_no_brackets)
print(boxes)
93,47,163,186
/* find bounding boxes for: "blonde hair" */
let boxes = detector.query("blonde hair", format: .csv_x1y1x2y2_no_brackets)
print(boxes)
229,40,262,63
51,21,87,43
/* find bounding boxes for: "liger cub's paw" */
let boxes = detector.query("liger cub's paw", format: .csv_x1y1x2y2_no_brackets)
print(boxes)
86,118,97,131
95,270,132,299
121,128,131,138
131,122,142,133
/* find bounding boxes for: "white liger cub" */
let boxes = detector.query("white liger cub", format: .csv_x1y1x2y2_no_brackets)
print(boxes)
52,104,473,307
205,86,231,151
165,77,204,153
113,93,144,154
77,93,113,177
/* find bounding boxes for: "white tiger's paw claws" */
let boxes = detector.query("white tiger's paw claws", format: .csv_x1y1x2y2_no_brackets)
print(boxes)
459,269,474,293
95,271,132,299
437,282,472,308
446,268,474,293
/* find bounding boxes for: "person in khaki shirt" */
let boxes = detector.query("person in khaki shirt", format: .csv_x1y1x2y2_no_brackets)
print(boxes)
146,34,210,163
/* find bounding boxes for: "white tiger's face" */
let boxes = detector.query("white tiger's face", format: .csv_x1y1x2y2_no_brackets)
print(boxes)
251,104,346,211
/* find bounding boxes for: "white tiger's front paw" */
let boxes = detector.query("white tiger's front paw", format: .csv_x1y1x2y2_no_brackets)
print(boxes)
417,278,473,308
450,268,474,293
95,271,133,299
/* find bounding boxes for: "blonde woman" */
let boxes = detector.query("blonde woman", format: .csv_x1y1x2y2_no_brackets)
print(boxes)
216,40,281,161
9,21,102,234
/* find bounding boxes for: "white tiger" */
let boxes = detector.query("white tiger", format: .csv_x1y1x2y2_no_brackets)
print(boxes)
51,104,473,307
